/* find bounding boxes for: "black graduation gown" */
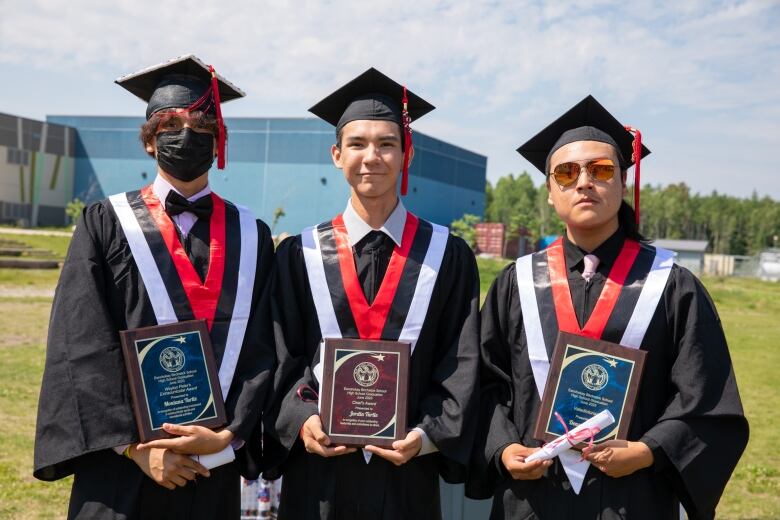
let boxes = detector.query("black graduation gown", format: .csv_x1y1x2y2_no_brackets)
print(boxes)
33,196,277,520
264,226,480,520
467,230,749,520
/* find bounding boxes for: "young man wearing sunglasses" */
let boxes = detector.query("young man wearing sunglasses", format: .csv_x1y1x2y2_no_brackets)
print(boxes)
33,55,276,519
263,68,480,519
468,95,748,519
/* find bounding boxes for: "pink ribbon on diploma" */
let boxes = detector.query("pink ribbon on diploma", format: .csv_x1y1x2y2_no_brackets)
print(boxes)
553,411,602,455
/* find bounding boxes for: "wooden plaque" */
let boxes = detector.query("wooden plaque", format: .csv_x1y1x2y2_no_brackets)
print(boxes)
119,319,226,442
534,331,647,447
319,338,410,448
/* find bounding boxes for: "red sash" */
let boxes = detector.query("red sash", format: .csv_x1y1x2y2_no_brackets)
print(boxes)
547,237,640,339
330,213,419,339
140,185,226,330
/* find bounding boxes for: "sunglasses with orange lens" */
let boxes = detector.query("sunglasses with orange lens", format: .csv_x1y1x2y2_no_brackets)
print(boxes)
550,158,616,187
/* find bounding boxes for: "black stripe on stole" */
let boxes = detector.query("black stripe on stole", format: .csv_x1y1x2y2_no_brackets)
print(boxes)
380,219,435,340
316,220,360,338
209,201,242,366
530,249,561,360
126,190,194,322
600,243,656,344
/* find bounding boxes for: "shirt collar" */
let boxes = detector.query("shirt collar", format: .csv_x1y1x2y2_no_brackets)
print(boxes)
342,198,407,248
152,174,211,204
563,227,626,274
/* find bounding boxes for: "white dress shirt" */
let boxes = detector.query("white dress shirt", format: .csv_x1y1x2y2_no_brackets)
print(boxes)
341,197,406,248
340,197,438,457
152,174,212,236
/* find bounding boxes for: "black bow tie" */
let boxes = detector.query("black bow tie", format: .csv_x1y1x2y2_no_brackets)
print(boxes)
164,191,213,219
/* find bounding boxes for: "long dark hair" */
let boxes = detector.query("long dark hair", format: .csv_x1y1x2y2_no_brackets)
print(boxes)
618,200,648,242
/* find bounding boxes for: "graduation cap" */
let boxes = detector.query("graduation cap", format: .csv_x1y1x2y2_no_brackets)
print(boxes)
115,54,246,169
517,95,650,224
309,67,435,196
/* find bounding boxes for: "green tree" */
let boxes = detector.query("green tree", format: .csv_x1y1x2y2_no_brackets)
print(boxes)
484,181,493,219
486,172,541,238
485,173,780,256
65,198,85,225
450,214,481,249
271,207,286,235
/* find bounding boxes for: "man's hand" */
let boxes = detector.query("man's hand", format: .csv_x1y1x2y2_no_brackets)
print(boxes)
129,444,210,490
300,415,357,458
136,423,233,455
500,443,552,480
364,430,422,466
582,440,654,478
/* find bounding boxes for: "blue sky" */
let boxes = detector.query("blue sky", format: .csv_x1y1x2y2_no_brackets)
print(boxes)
1,0,778,198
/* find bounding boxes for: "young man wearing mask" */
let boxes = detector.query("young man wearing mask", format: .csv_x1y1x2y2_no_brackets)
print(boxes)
33,55,276,519
468,95,748,519
264,68,480,519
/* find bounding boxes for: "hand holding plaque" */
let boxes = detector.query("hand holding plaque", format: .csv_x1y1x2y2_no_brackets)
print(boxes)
120,320,226,442
534,332,646,448
319,338,410,448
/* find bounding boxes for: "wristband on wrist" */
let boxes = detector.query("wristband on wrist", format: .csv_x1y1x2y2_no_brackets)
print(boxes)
123,444,134,459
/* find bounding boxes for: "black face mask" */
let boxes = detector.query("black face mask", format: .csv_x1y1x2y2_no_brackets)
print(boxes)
155,128,215,182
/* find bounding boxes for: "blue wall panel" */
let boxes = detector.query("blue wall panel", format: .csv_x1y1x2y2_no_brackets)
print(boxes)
47,116,486,234
227,131,268,163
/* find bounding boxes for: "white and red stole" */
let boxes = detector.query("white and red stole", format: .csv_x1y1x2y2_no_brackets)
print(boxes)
516,237,675,494
109,185,258,404
303,210,449,365
302,211,448,412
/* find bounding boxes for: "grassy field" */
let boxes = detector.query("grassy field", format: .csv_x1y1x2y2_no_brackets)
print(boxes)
705,277,780,518
0,261,778,518
0,280,71,519
477,256,512,300
0,233,71,260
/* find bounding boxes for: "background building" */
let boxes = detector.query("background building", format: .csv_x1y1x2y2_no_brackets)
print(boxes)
653,239,709,275
0,112,76,226
46,115,486,234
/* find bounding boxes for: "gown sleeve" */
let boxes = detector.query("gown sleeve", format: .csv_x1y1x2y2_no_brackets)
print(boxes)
33,202,136,481
639,267,749,519
413,236,481,473
225,220,278,479
466,263,523,498
262,236,321,470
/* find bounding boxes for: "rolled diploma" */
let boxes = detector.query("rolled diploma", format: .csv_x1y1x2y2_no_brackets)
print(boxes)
191,445,235,469
525,409,616,463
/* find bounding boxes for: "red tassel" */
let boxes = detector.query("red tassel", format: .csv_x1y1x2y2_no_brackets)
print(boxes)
625,126,642,226
209,65,227,170
401,86,413,196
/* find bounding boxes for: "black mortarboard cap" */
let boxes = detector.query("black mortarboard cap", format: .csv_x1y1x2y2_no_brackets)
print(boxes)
309,67,435,196
115,54,245,120
308,67,435,132
516,95,650,175
115,55,244,170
